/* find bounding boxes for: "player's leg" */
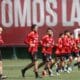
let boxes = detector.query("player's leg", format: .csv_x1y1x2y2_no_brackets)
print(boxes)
33,52,41,78
48,57,56,76
45,55,54,76
21,52,34,77
56,61,61,75
42,64,47,77
21,63,34,77
50,54,55,70
60,56,65,72
74,52,80,69
0,50,7,80
38,53,46,69
42,54,51,77
66,53,73,72
42,54,54,77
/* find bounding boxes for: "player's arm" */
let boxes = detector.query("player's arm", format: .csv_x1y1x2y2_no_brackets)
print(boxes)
24,32,35,47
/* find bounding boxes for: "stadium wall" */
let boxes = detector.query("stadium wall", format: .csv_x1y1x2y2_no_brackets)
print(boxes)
1,47,42,59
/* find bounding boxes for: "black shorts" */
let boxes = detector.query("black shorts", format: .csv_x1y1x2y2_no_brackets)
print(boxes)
0,50,2,61
42,53,46,62
56,54,65,61
71,52,80,57
63,53,71,60
29,52,38,62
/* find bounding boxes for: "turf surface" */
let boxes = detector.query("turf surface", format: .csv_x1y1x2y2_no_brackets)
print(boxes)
3,59,80,80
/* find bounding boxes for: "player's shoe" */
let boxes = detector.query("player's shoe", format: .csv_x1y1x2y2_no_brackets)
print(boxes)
56,72,60,76
2,75,8,79
36,76,42,79
66,70,70,73
21,69,25,77
49,73,54,77
68,67,72,72
49,69,54,77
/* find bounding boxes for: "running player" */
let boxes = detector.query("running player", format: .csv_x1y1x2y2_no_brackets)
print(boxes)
41,28,55,77
55,33,66,75
0,27,4,80
74,34,80,69
0,27,7,80
21,24,40,78
63,31,73,73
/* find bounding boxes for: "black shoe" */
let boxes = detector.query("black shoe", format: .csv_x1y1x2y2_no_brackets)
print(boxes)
36,76,42,79
21,69,25,78
35,72,42,78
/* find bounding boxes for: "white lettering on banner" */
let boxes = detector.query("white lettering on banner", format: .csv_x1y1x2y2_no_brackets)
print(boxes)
0,0,80,28
71,0,80,26
14,0,31,27
1,0,13,27
46,0,57,26
62,0,74,26
32,0,44,27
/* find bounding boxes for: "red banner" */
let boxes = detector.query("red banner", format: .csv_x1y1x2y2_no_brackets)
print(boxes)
0,0,80,46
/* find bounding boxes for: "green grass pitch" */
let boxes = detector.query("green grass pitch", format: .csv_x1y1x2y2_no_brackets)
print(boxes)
3,59,80,80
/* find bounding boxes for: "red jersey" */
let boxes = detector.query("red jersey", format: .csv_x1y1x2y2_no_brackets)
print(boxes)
24,31,39,54
70,38,78,53
56,37,65,55
75,38,80,51
76,38,80,45
0,34,4,45
63,35,71,54
41,35,54,55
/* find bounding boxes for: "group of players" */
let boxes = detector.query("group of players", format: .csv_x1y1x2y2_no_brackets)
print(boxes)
21,24,80,78
0,25,80,79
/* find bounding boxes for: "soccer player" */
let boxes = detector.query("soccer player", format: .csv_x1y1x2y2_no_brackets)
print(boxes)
70,33,78,58
0,27,7,80
41,28,55,77
63,31,73,73
56,33,66,75
74,34,80,69
21,24,40,78
0,27,4,80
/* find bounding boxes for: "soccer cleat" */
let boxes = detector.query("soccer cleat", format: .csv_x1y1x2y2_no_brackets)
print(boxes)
60,69,63,72
49,73,54,77
21,69,25,78
68,67,72,72
49,69,54,77
66,70,70,73
56,72,60,76
1,75,8,79
36,76,42,79
35,72,42,79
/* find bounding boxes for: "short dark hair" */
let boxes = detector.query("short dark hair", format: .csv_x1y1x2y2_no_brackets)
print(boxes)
64,30,70,34
59,33,64,37
70,33,73,35
31,24,37,30
47,28,53,32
